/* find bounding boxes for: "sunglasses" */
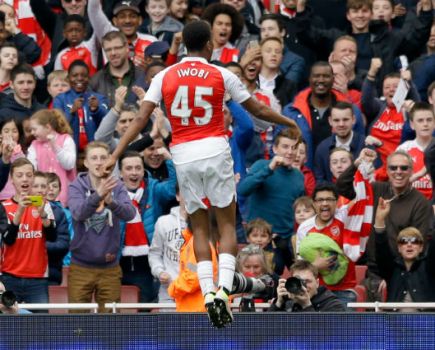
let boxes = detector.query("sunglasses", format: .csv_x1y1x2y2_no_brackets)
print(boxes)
63,0,83,3
398,237,422,245
388,165,410,171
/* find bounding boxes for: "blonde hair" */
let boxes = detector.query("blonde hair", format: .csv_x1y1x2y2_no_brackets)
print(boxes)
236,244,272,275
397,227,424,244
84,141,110,158
47,70,68,86
31,109,73,135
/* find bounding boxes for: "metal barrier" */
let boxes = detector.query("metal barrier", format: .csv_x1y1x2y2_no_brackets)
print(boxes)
17,303,99,312
347,302,435,312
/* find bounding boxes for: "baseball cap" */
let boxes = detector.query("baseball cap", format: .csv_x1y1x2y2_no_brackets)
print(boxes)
113,1,140,16
144,41,170,58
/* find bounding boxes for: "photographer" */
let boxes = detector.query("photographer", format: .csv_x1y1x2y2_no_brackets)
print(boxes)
269,260,345,312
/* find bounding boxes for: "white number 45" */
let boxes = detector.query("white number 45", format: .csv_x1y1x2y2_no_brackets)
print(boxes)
170,86,213,126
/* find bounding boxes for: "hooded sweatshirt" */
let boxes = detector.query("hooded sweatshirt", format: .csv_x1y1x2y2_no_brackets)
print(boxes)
0,94,44,123
67,172,135,268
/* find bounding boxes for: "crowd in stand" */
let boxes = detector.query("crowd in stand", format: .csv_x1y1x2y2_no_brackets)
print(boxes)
0,0,434,314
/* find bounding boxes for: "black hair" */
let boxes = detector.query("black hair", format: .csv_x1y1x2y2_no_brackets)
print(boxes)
312,183,339,201
10,64,36,82
68,59,89,75
0,11,5,25
259,13,286,34
182,20,211,52
225,61,243,71
310,61,333,75
332,101,354,112
146,60,167,73
64,14,86,28
118,150,145,170
201,3,244,44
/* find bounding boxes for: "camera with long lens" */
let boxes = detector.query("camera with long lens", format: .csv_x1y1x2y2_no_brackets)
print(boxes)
0,290,17,308
285,276,306,295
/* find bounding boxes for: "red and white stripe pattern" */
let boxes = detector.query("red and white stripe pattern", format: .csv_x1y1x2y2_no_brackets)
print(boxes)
342,162,374,262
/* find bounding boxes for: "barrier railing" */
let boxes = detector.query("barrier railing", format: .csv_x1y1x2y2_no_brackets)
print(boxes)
347,302,435,312
17,303,99,312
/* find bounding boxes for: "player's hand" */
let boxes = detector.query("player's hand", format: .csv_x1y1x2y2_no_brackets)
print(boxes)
102,156,117,178
114,86,128,112
159,272,171,284
89,95,99,112
269,155,285,170
71,97,84,114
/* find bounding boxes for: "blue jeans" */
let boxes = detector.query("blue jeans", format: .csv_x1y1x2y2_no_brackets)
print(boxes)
332,289,357,310
0,274,49,303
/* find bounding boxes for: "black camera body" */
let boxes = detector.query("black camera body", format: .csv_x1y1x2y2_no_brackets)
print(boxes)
285,276,306,295
0,290,17,308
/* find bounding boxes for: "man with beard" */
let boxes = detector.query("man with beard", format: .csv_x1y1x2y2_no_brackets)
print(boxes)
282,61,364,169
90,31,148,108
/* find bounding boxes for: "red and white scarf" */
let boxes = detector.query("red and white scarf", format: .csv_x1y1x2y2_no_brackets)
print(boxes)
122,181,149,256
343,162,374,262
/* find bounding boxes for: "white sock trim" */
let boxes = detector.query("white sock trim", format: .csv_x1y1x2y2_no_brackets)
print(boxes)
197,260,215,296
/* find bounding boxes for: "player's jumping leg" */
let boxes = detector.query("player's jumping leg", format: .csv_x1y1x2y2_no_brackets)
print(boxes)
213,200,238,326
190,208,222,328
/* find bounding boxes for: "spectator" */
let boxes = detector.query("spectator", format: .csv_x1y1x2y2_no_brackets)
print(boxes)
143,0,184,46
239,128,304,275
118,150,177,302
245,218,275,273
31,171,70,286
149,189,188,303
259,14,306,86
269,260,346,312
87,0,157,68
54,60,109,154
30,0,92,67
363,58,420,180
202,3,244,63
67,141,135,313
0,117,25,201
0,158,57,304
314,101,365,183
27,109,77,207
169,0,191,24
46,70,70,109
375,216,435,305
0,10,41,65
90,30,147,108
259,37,298,107
282,61,365,169
336,149,433,300
292,140,316,196
0,64,43,124
0,43,19,94
296,175,373,304
330,60,362,109
397,102,434,200
0,280,31,314
54,15,99,76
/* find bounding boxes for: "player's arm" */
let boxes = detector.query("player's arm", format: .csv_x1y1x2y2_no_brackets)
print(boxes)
241,97,298,130
103,101,156,175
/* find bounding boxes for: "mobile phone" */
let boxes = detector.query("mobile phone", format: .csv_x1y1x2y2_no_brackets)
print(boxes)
248,40,259,49
28,195,43,207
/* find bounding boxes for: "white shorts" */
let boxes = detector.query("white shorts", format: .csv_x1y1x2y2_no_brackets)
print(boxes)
174,147,236,214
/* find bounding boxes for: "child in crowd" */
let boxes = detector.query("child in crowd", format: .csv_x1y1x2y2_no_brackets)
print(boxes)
46,172,74,267
54,15,99,76
292,196,316,251
46,71,70,109
0,43,19,94
31,171,70,286
27,109,77,206
53,60,109,155
144,0,184,46
0,117,25,200
397,102,435,200
292,141,316,196
245,218,275,273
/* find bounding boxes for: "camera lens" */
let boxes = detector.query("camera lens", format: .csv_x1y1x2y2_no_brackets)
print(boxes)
285,277,304,295
1,290,17,308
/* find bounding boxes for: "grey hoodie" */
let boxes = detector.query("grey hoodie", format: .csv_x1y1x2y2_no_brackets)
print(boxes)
68,172,135,268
